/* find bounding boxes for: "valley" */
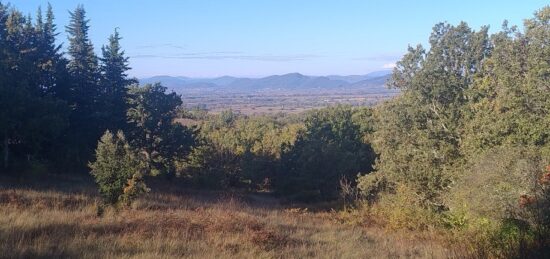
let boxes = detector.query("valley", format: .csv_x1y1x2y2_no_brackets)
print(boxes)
140,71,398,114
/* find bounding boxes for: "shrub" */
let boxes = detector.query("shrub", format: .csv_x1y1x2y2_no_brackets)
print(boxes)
367,184,444,230
357,172,394,205
276,106,375,201
446,146,545,221
89,130,149,207
445,146,550,257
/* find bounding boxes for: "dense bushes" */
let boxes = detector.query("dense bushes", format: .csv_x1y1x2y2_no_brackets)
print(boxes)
447,146,545,221
277,106,375,201
356,6,550,257
182,111,301,189
181,106,376,202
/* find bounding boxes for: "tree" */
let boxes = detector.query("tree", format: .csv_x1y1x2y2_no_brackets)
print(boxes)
0,4,68,171
99,28,136,132
127,83,194,176
34,3,65,94
182,112,301,189
64,5,101,165
277,106,375,201
463,7,550,153
366,21,491,208
89,130,148,207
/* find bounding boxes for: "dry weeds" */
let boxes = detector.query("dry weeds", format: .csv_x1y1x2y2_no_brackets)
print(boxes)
0,178,464,258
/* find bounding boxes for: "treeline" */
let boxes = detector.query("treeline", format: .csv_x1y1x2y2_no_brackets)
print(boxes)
0,3,192,176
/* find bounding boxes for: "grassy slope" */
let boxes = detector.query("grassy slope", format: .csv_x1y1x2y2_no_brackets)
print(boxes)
0,176,460,259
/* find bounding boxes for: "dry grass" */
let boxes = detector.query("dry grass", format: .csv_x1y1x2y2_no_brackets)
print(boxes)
0,177,463,259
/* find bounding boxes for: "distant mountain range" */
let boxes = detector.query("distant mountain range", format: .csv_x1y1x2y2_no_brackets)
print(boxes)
139,70,395,94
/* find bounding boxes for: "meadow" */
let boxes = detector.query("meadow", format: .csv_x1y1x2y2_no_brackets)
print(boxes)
0,174,462,259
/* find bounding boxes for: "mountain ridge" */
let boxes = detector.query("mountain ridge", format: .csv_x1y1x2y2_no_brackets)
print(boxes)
139,70,394,93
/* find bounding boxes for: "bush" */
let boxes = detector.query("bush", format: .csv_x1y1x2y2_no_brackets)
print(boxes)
89,130,149,207
276,106,375,201
182,113,300,190
447,146,546,221
357,172,394,205
366,184,444,230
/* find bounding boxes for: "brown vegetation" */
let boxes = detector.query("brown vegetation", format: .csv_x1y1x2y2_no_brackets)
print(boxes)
0,176,463,259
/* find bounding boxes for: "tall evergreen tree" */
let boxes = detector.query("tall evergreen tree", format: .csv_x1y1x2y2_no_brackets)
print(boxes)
99,28,136,131
66,5,98,88
34,3,65,94
65,5,101,164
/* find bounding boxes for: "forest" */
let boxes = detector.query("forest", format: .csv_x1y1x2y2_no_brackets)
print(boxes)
1,2,549,258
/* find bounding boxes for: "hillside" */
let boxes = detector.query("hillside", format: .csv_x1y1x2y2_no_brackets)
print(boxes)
139,70,394,94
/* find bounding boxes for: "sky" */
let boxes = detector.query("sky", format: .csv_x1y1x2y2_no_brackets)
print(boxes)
12,0,550,78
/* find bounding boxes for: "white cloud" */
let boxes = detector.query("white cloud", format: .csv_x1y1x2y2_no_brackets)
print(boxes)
382,63,396,69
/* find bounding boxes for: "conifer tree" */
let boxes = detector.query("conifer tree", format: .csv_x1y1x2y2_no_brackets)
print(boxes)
65,5,101,163
89,130,149,206
99,29,137,131
35,3,64,94
0,5,68,171
66,5,98,91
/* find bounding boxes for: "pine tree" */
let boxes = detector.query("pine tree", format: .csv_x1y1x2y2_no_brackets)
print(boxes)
35,3,64,94
0,5,68,171
65,5,101,164
89,130,149,207
0,3,12,169
99,28,137,131
66,5,98,89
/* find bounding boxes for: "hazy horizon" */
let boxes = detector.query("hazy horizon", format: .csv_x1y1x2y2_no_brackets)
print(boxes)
139,69,393,79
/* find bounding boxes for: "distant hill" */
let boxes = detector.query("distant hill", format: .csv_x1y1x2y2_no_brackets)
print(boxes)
139,70,395,94
326,70,392,84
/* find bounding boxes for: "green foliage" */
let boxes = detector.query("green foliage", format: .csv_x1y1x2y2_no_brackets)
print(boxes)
0,3,141,172
0,3,69,172
463,7,550,153
357,6,550,257
367,21,491,208
447,146,545,220
366,94,453,207
366,184,445,230
89,130,149,206
99,28,137,132
127,83,194,177
183,112,300,189
277,105,375,201
63,5,103,164
2,3,550,256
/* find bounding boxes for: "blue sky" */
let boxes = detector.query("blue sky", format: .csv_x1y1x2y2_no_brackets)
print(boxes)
12,0,549,78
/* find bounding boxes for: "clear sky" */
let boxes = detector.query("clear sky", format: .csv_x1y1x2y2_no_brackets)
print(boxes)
12,0,550,78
